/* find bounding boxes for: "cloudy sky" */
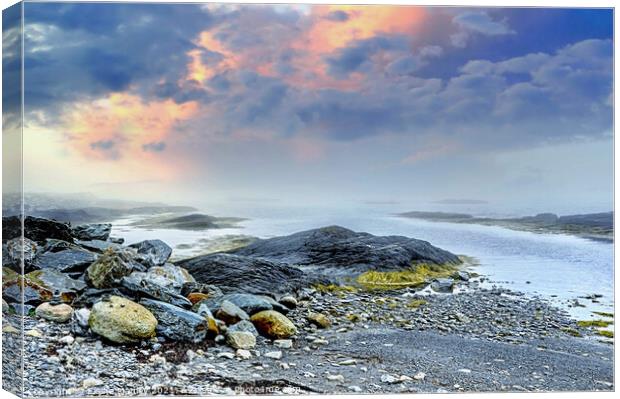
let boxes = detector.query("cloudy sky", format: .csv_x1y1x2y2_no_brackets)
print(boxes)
3,3,613,211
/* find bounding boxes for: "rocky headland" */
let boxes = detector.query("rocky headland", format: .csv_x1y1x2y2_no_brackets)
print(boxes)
397,211,614,242
2,216,614,396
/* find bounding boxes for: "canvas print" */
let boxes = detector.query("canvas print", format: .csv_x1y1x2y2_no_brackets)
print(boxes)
1,2,614,397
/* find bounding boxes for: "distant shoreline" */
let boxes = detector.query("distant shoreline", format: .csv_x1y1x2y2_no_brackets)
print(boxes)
396,211,613,243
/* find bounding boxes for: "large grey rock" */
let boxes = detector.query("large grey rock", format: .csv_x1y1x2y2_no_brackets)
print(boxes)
32,243,97,274
232,226,461,274
121,272,192,308
128,239,172,267
72,223,112,241
139,298,209,343
176,253,307,295
2,216,74,244
3,237,38,272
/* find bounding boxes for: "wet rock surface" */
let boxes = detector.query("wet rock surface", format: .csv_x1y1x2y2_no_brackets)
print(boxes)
128,239,172,267
231,226,461,274
177,253,308,295
72,224,112,241
3,216,75,244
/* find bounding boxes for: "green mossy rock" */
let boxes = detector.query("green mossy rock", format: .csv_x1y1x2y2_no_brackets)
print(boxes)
86,248,135,289
250,310,297,339
89,296,157,343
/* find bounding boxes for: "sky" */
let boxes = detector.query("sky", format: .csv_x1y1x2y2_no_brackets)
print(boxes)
2,3,614,212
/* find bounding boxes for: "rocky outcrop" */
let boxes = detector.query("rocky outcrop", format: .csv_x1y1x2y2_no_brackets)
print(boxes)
139,298,209,343
2,216,74,244
72,223,112,241
89,296,157,344
231,226,461,274
176,253,307,295
128,239,172,267
250,310,297,339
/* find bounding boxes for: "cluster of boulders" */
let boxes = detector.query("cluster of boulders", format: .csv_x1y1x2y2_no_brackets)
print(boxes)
2,216,301,352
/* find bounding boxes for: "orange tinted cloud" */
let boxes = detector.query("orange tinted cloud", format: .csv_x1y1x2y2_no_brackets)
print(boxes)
184,5,427,91
63,93,198,177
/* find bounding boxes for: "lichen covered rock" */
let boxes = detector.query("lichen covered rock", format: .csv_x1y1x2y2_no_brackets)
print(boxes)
86,248,139,289
89,296,157,344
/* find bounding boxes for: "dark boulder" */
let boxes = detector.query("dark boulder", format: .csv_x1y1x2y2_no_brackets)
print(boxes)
231,225,461,274
128,239,172,267
72,223,112,241
3,216,74,244
139,298,209,343
176,253,307,295
32,240,97,273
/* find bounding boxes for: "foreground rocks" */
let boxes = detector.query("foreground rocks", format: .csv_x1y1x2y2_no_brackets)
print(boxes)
4,217,612,395
88,296,157,343
3,282,613,396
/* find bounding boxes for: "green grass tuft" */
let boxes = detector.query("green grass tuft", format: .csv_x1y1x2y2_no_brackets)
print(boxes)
577,319,613,328
356,263,458,291
596,330,614,338
592,311,614,318
313,284,358,294
561,327,582,337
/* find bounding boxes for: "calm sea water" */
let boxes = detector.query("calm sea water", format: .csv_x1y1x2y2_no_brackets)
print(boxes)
111,203,614,321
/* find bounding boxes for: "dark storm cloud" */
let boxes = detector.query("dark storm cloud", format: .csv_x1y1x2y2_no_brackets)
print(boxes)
325,36,409,78
22,2,216,118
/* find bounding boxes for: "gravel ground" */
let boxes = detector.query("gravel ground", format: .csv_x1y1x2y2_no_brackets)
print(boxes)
2,282,614,397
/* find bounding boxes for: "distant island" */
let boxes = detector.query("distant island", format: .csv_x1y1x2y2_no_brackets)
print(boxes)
397,211,613,242
131,213,246,230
